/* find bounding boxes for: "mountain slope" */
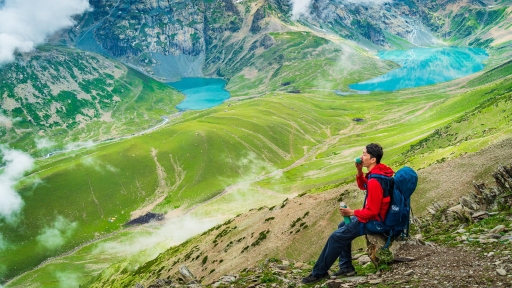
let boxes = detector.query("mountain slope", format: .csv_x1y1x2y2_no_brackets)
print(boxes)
0,46,183,154
81,138,512,287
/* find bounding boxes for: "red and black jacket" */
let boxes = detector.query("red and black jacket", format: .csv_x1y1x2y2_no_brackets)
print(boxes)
354,163,394,223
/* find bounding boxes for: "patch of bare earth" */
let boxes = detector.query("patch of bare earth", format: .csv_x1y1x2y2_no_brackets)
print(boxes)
414,137,512,209
380,243,511,287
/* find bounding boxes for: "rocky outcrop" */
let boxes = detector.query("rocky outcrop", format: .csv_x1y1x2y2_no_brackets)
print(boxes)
428,165,512,223
66,0,243,80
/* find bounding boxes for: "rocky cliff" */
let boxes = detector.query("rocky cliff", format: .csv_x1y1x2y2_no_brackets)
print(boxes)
55,0,510,81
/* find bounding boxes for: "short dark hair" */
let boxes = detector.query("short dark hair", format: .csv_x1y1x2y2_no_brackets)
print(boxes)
366,143,383,164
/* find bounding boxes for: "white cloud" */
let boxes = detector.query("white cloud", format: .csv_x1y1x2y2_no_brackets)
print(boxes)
65,140,95,151
0,147,34,220
0,232,7,251
35,137,56,149
0,0,90,64
290,0,393,19
290,0,313,20
344,0,391,4
36,215,78,250
93,215,217,261
0,113,14,129
55,271,80,288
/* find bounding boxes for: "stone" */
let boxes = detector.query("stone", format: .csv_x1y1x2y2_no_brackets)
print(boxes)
275,265,290,270
358,255,371,265
369,279,382,284
500,235,512,241
404,270,414,276
497,268,507,276
456,229,466,233
339,276,366,282
324,279,343,288
489,233,503,239
480,239,498,244
490,225,506,234
352,253,365,260
365,234,404,267
294,262,305,268
218,275,237,283
282,260,290,266
472,211,488,219
179,265,197,284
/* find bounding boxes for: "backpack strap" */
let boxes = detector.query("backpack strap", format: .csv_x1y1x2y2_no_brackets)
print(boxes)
367,174,393,198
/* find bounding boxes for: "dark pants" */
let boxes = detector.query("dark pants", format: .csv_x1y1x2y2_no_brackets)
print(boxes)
312,217,366,276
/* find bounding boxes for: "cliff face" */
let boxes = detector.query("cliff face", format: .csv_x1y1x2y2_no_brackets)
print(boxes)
306,0,509,48
55,0,510,80
63,0,243,80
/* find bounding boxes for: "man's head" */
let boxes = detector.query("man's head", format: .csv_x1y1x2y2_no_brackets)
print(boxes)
361,143,383,169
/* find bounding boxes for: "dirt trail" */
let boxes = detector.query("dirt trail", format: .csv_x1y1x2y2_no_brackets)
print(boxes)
130,149,169,219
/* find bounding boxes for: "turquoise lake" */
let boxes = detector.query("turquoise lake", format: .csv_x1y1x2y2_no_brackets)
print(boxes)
349,47,489,91
167,78,230,110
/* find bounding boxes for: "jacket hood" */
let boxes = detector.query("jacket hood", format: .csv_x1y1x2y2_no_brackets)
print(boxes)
368,163,394,177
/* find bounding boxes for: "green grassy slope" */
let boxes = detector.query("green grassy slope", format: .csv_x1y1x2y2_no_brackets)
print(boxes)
218,31,398,96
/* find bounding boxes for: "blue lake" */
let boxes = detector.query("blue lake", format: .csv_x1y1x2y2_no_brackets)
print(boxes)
349,47,489,91
167,78,230,110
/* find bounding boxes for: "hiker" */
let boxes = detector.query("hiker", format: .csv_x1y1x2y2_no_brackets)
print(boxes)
302,143,394,284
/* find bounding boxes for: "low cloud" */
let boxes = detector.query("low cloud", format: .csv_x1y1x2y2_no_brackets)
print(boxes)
290,0,313,20
0,146,34,220
65,140,95,151
81,156,119,173
0,0,90,65
344,0,391,4
290,0,392,19
93,215,217,261
0,232,7,251
0,113,16,129
36,215,78,250
55,271,80,288
35,137,56,149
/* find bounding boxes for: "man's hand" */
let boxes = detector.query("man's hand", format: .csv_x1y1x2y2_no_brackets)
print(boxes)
355,161,363,176
340,207,355,217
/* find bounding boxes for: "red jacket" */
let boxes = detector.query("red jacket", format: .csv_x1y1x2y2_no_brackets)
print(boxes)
354,163,394,223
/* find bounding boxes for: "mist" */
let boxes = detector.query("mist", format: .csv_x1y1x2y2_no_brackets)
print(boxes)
36,215,78,250
290,0,313,20
0,147,34,221
0,0,90,64
344,0,391,4
0,232,7,251
92,215,218,261
35,137,56,149
55,271,80,288
290,0,392,19
0,113,15,129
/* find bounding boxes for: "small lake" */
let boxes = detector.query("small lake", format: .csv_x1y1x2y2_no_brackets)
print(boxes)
349,47,489,91
167,78,230,110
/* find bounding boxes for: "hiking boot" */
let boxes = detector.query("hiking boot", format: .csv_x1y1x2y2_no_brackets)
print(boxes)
301,273,329,284
333,266,356,277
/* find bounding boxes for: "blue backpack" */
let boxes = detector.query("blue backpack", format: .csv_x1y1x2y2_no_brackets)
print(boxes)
364,166,418,248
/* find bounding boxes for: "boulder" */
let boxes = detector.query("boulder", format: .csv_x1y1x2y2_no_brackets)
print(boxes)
365,234,405,268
